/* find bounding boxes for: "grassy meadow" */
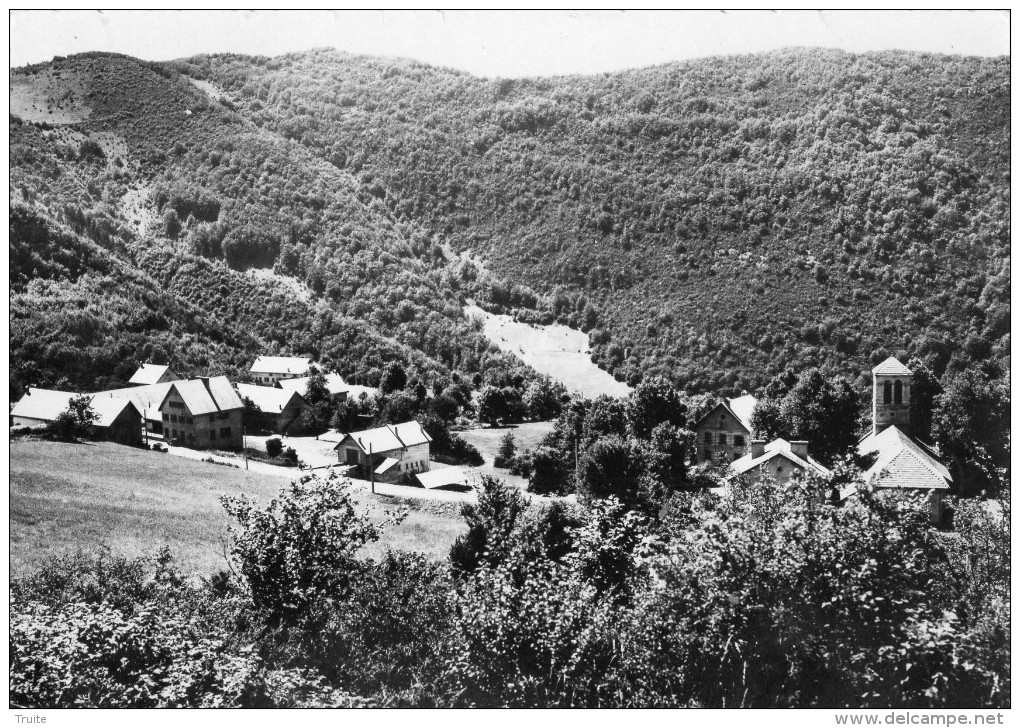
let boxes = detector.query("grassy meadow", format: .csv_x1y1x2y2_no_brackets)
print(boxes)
10,439,466,577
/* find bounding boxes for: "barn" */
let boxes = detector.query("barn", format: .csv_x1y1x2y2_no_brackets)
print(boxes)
236,382,309,435
333,420,432,484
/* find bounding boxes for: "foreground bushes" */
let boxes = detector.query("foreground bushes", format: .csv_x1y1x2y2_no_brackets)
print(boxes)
10,474,1010,708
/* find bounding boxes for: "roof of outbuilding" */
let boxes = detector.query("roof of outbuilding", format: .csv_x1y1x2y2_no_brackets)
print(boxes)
857,425,951,490
730,438,831,478
11,389,78,421
416,467,469,489
250,356,312,375
374,457,400,475
89,397,140,427
236,383,305,413
278,373,379,400
333,420,432,454
128,363,177,385
872,357,912,376
95,383,174,422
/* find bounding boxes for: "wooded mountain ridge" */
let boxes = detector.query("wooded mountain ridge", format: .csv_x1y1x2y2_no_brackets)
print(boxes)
9,47,1009,399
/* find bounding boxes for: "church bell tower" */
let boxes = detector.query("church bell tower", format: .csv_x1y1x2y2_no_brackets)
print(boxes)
872,356,912,436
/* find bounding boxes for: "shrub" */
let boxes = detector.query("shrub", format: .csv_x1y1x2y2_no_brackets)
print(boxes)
265,437,283,458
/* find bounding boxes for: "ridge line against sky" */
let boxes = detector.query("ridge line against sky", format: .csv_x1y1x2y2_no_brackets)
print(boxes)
9,9,1010,78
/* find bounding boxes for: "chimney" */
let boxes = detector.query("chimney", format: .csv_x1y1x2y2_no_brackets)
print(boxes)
751,440,766,458
790,441,809,459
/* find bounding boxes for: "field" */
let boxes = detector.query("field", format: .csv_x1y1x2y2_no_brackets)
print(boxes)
465,304,633,399
10,439,467,577
457,420,556,489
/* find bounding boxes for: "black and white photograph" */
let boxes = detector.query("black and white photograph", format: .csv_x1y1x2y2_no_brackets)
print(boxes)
7,9,1011,717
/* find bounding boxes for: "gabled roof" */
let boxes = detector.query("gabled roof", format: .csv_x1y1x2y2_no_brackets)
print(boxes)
250,356,312,375
730,438,831,479
128,363,177,385
278,373,379,400
695,396,757,434
333,420,433,454
159,377,243,416
95,383,174,422
12,389,141,427
872,357,912,376
858,425,951,490
416,467,468,489
11,389,78,421
236,382,305,413
89,397,140,427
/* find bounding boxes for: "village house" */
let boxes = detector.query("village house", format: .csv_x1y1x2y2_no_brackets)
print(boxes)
11,388,143,446
277,371,379,402
250,356,313,386
96,383,175,438
128,363,181,386
694,393,757,463
850,357,951,523
236,382,309,435
158,376,244,449
333,420,432,484
730,438,831,485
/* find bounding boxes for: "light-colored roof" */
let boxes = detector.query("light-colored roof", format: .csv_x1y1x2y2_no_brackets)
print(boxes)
12,389,141,427
416,467,468,489
872,357,912,376
250,356,312,375
858,425,951,490
374,457,400,475
95,383,174,423
236,383,304,413
128,363,177,385
11,389,78,421
334,420,433,454
278,373,379,400
727,394,758,430
160,377,243,416
731,438,831,479
88,397,140,427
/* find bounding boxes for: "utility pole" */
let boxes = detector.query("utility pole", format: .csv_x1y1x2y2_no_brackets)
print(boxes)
242,423,248,470
143,408,148,448
369,443,375,495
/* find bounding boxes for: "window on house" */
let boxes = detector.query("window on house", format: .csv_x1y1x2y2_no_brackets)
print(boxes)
734,435,745,447
704,432,712,443
704,449,712,461
894,380,903,404
210,430,216,440
220,427,231,438
883,380,892,404
186,417,193,425
718,433,727,446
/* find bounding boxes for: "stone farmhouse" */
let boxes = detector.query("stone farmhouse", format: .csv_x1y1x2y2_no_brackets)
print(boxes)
334,420,432,484
11,388,143,446
694,393,757,463
236,382,309,435
250,356,313,386
128,363,181,386
159,376,244,449
731,438,831,485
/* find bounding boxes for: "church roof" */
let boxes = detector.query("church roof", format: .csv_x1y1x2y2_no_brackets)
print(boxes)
857,425,951,491
872,357,912,376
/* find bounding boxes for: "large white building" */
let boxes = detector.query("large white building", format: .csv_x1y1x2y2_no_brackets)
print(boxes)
250,356,313,386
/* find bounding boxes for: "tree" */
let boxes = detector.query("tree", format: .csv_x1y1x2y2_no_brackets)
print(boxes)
576,435,645,509
477,385,506,426
379,362,407,394
220,473,387,625
241,396,263,432
163,208,182,239
265,437,283,458
494,432,516,469
627,376,688,439
52,394,97,441
449,476,529,576
528,445,569,495
303,367,333,433
643,423,695,497
522,376,566,421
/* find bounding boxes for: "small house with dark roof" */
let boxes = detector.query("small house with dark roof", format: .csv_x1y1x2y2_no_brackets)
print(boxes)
731,438,831,485
158,376,244,449
236,382,309,435
694,394,758,463
128,363,181,386
333,420,432,484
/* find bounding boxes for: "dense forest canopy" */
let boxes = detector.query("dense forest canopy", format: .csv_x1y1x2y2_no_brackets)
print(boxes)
9,47,1009,407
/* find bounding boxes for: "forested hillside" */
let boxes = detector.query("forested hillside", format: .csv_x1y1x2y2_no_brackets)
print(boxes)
175,47,1009,393
9,47,1009,401
9,53,540,397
